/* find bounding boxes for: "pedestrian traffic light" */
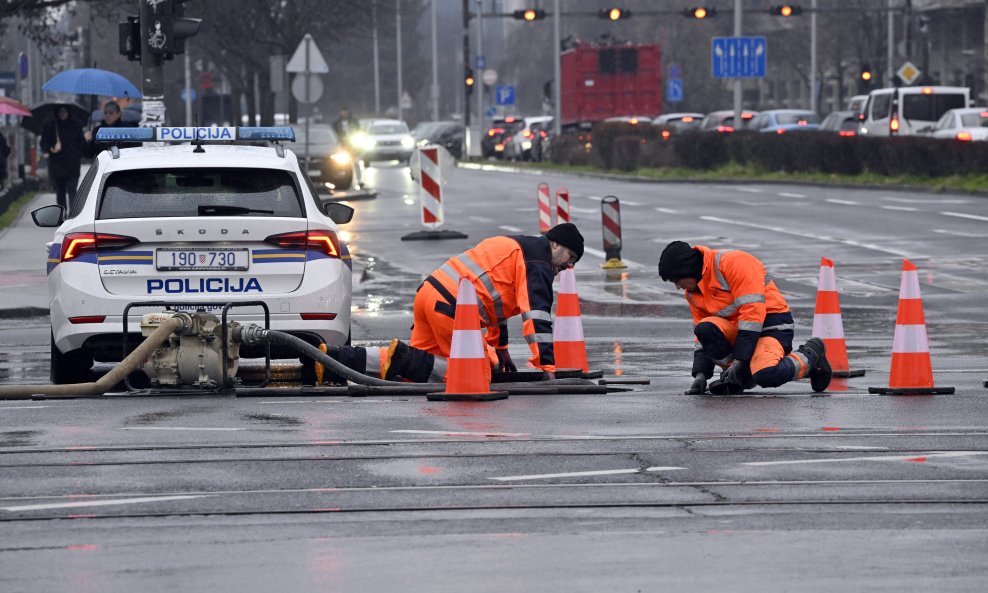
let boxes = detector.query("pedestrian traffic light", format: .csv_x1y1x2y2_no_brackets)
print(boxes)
118,16,140,61
769,5,803,17
512,8,547,21
465,68,475,95
683,7,716,19
141,0,201,60
599,8,631,20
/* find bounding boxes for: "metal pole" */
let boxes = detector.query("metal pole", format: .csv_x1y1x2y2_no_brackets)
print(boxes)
373,0,381,114
553,0,562,136
304,36,310,169
184,47,193,125
139,0,166,126
733,0,742,124
475,0,483,138
431,0,439,121
397,0,403,121
461,0,472,153
810,0,817,113
887,0,895,86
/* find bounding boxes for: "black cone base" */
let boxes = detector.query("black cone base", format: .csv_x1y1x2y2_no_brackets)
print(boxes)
867,386,955,395
833,369,866,378
401,229,468,241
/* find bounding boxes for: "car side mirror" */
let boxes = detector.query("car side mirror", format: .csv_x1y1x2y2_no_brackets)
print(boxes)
31,204,64,227
324,202,354,225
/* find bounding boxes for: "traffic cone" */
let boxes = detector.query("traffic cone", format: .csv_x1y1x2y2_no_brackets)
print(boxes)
427,277,507,402
868,259,954,395
553,268,589,372
811,257,865,378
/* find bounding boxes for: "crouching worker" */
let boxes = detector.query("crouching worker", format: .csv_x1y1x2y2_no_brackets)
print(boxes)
658,241,832,395
326,223,585,383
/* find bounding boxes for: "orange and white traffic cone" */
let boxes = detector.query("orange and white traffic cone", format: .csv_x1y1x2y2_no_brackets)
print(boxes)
868,259,954,395
812,257,865,378
428,277,507,402
553,268,589,373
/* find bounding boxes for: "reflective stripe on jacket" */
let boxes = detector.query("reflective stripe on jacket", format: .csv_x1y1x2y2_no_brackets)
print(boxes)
431,235,555,370
685,245,793,362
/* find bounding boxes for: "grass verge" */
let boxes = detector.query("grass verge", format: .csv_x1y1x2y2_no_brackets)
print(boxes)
0,191,38,232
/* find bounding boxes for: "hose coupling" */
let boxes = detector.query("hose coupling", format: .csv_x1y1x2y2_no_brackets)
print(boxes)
235,323,268,346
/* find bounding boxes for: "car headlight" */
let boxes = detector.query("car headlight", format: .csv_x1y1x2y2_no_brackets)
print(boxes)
400,135,415,149
351,132,373,150
329,151,352,165
416,139,429,147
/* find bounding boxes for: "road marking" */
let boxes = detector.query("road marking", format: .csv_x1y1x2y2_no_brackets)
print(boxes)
734,187,764,193
655,207,680,214
582,246,643,268
881,205,918,212
0,406,51,409
3,495,207,512
118,427,246,432
489,467,685,482
933,229,988,238
391,429,529,437
700,215,915,257
825,198,859,206
569,206,596,214
588,195,641,206
884,196,968,204
778,192,807,198
744,451,988,466
942,211,988,222
469,215,493,223
499,225,523,233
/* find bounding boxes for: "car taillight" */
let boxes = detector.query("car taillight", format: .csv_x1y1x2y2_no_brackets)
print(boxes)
68,316,106,324
776,129,786,134
60,233,139,262
299,313,338,320
890,116,900,134
956,132,973,142
629,118,639,125
682,116,694,123
838,130,856,137
264,230,340,258
539,130,548,138
522,130,533,139
661,130,671,140
716,125,734,133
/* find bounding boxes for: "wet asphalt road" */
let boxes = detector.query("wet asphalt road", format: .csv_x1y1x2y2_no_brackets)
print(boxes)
1,163,987,592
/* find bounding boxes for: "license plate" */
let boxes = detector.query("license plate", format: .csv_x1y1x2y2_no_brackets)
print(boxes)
156,248,249,271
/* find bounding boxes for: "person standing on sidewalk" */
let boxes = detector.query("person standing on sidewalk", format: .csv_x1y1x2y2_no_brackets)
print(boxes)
84,101,138,157
40,106,86,211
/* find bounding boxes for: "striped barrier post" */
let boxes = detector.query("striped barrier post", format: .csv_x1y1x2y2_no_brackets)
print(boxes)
401,146,467,241
555,188,570,224
600,195,627,269
537,182,553,234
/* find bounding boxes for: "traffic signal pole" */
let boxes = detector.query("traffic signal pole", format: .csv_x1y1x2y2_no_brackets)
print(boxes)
462,0,472,153
733,0,742,126
553,0,562,137
139,0,166,126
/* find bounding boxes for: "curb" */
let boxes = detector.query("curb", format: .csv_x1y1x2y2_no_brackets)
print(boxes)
0,307,49,320
458,161,988,198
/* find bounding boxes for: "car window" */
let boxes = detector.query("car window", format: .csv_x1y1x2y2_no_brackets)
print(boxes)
960,113,984,127
870,94,892,119
902,93,967,122
68,163,100,219
370,122,409,134
98,168,304,220
934,113,953,130
777,112,821,125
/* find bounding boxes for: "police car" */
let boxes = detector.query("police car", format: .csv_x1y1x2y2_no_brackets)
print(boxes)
31,126,353,384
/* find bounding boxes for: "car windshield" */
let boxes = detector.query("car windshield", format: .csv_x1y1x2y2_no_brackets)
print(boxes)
370,122,409,134
902,93,967,122
777,112,821,125
413,122,445,138
293,125,340,147
99,168,304,220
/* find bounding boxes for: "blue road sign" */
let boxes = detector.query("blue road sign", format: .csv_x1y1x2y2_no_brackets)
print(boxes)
495,85,515,106
712,36,767,79
181,87,197,102
667,78,684,103
668,63,682,79
485,106,497,118
476,55,486,69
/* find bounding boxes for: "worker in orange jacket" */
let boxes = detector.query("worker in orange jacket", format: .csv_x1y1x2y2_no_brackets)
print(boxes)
658,241,832,395
324,224,584,383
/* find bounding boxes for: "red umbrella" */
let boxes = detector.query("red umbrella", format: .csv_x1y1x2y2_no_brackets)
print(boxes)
0,96,32,117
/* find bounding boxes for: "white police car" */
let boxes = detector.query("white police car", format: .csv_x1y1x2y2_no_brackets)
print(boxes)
32,126,354,384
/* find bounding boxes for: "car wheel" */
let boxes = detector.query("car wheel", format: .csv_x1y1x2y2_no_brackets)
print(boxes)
50,332,93,385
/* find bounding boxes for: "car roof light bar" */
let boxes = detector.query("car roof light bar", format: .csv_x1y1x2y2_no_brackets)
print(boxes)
95,126,296,144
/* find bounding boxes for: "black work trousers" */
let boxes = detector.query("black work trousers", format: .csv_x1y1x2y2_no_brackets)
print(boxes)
52,175,78,211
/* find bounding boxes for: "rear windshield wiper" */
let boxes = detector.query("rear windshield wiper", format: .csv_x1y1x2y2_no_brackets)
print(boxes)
198,204,275,216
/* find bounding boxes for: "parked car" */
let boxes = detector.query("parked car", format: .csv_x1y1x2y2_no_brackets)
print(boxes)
926,107,988,142
290,123,354,191
819,110,860,137
698,110,758,133
748,109,822,134
859,86,971,137
504,115,554,161
351,118,415,164
412,120,465,159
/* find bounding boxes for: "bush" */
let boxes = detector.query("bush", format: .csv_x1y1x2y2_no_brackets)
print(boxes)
550,135,590,166
589,122,656,169
673,131,729,170
612,136,644,172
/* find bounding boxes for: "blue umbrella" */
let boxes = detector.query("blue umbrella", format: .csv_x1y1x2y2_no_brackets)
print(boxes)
42,68,142,99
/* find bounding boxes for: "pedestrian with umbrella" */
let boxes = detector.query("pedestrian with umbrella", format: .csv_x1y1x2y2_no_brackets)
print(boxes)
40,105,87,210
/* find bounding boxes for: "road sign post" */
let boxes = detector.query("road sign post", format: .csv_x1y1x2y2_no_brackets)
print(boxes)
287,34,329,171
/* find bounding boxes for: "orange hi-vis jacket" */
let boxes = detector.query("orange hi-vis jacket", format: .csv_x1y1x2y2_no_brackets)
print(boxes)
428,235,556,370
685,246,795,362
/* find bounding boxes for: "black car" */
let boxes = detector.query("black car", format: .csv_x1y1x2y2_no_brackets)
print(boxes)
481,117,524,159
291,123,355,191
413,121,465,159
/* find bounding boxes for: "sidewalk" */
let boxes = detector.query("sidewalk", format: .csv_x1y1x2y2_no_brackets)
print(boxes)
0,191,56,318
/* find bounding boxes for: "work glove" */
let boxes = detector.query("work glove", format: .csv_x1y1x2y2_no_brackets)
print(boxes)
720,361,750,387
685,372,707,395
495,348,518,373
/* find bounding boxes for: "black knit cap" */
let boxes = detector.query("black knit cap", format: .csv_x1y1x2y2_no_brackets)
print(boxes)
545,223,584,262
658,241,703,281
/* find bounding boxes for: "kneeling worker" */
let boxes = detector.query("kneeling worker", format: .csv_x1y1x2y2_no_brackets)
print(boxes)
328,223,585,383
658,241,831,395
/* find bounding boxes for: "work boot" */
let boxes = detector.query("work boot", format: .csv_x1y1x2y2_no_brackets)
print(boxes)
381,338,410,381
707,379,745,396
796,337,832,393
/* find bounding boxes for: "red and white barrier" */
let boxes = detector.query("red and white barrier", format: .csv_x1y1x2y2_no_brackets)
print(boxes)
419,146,443,228
555,188,570,224
600,195,626,269
537,182,552,234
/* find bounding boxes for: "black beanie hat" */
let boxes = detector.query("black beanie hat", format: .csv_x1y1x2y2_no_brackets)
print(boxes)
658,241,703,281
545,223,584,262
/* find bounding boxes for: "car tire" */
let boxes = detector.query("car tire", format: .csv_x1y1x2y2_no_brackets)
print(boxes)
50,332,93,385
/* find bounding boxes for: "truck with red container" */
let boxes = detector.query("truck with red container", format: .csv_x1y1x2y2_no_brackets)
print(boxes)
560,42,662,130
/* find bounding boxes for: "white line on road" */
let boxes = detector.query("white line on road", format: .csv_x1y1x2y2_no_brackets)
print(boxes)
489,467,685,482
733,187,764,193
825,198,859,206
655,207,680,214
0,406,51,409
778,192,807,198
469,215,493,223
881,205,918,212
699,216,916,257
942,211,988,222
118,427,247,432
499,225,523,233
391,429,529,437
569,206,596,214
744,451,988,467
3,495,207,512
933,229,988,238
884,197,968,204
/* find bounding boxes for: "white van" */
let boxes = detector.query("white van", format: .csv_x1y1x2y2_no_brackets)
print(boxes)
859,86,970,137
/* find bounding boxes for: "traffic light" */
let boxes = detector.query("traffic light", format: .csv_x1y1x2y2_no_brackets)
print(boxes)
465,68,475,95
512,8,547,21
683,7,716,19
859,65,873,82
142,0,201,60
769,5,803,17
118,16,140,61
598,8,631,20
171,0,201,55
